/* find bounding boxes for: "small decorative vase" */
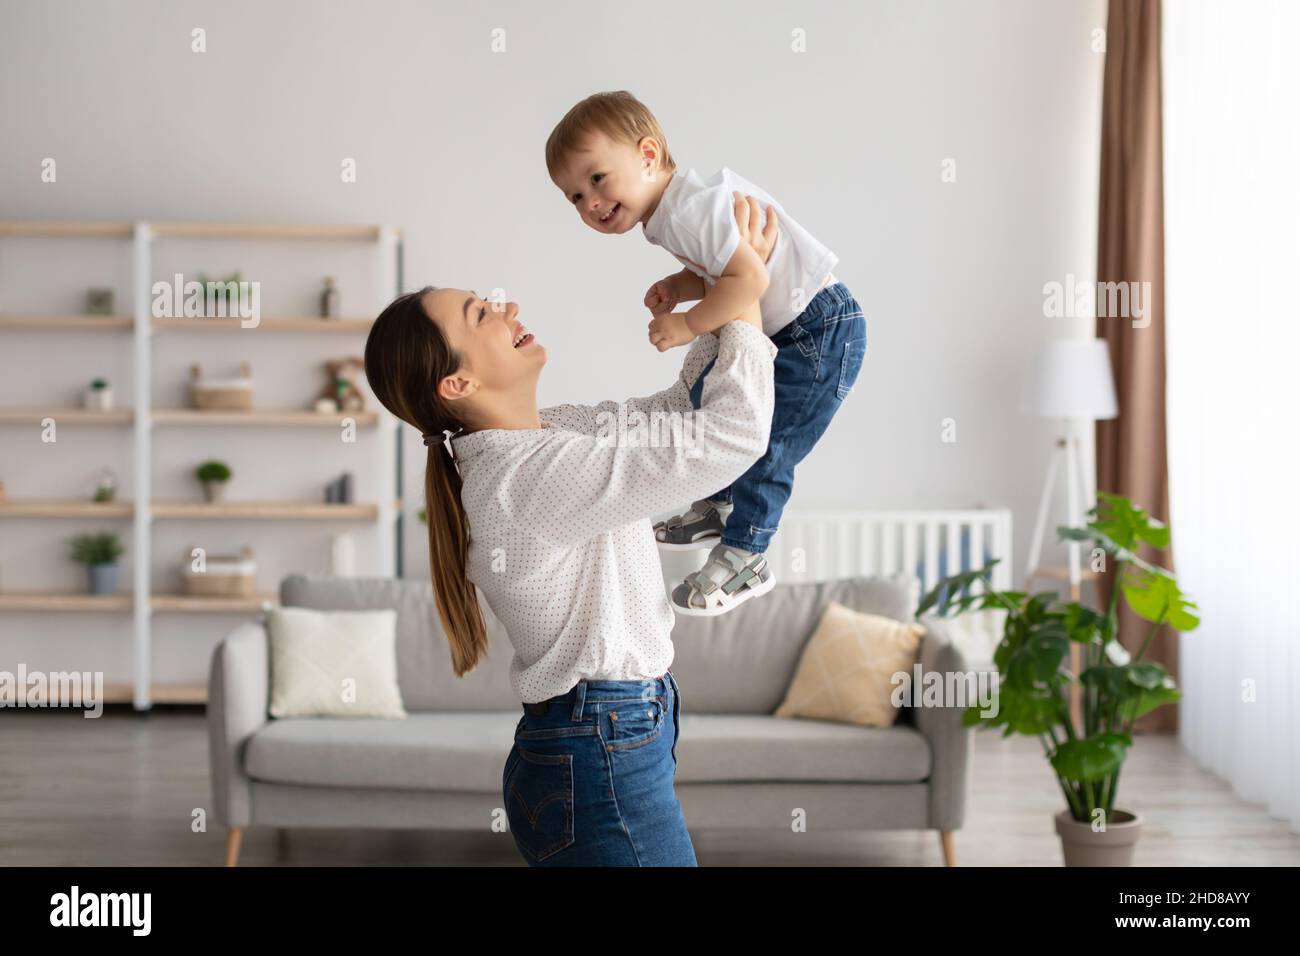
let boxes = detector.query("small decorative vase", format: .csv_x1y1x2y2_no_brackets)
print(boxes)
84,387,113,411
1055,808,1144,866
202,480,227,503
321,277,339,318
331,533,356,576
86,288,115,315
88,563,118,595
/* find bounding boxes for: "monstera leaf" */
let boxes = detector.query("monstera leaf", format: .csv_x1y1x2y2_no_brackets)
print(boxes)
1122,565,1200,632
1050,733,1133,782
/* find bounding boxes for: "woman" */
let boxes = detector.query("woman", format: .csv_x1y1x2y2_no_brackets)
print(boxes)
362,195,779,866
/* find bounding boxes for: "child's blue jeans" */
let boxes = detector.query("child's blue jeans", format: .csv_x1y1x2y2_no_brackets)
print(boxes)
688,281,866,554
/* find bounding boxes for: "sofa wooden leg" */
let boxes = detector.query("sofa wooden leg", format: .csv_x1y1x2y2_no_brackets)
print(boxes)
939,830,956,866
225,827,243,867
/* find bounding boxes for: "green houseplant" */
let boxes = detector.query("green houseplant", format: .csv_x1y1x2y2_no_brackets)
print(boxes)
194,271,245,315
915,492,1199,865
196,460,232,502
83,376,113,411
70,532,126,595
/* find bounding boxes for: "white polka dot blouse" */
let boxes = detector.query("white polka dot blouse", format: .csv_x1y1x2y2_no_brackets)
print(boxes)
448,320,778,703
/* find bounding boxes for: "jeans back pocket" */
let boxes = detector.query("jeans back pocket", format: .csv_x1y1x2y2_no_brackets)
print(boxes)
504,745,575,863
836,335,866,400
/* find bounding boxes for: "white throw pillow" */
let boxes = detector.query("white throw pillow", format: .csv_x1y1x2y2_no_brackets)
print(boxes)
266,606,407,718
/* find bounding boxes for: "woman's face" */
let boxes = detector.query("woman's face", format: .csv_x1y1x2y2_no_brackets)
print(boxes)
423,287,546,406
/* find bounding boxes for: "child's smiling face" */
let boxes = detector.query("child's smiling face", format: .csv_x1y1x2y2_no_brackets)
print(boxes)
553,130,666,235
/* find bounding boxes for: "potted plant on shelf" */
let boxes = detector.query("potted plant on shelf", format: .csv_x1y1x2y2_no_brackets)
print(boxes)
915,492,1199,866
70,532,126,595
194,270,245,316
196,460,232,502
92,467,117,503
83,377,113,411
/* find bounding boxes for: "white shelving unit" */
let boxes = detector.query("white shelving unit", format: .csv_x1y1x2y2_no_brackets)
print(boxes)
0,220,403,709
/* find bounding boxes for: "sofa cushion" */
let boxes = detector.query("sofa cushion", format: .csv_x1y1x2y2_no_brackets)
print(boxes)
276,573,919,716
279,575,520,712
676,714,931,783
773,602,926,727
244,710,932,792
266,606,407,719
668,575,919,714
245,712,521,793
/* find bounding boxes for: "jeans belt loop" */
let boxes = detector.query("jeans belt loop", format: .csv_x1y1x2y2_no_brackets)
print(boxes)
570,679,588,721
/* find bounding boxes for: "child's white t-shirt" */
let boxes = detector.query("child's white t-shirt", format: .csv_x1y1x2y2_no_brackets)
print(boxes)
641,167,838,337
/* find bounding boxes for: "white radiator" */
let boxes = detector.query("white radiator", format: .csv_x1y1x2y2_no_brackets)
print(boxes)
763,509,1013,595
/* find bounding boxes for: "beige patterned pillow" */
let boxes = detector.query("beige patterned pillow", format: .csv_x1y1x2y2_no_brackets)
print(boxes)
266,606,407,719
774,601,925,727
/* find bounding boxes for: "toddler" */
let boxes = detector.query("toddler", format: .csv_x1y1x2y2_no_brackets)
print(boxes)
546,91,866,616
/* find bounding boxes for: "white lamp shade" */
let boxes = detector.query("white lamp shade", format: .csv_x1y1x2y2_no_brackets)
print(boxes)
1022,338,1119,420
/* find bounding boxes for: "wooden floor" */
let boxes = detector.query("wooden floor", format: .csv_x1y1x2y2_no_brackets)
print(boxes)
1,706,1297,866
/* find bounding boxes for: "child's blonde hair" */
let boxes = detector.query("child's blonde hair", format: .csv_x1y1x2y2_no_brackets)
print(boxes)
545,91,677,181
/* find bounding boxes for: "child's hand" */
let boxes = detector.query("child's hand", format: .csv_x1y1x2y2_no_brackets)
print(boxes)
647,311,693,352
644,277,680,314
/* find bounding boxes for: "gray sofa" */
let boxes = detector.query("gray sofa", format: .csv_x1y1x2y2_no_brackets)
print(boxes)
208,572,972,866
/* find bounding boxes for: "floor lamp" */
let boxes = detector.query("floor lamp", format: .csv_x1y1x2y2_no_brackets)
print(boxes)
1021,339,1118,726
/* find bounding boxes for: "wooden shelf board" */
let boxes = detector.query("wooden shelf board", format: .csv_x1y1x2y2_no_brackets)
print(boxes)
151,408,377,427
101,682,208,705
0,499,134,518
0,314,133,329
152,316,373,332
150,223,381,241
0,222,133,239
0,407,133,425
0,592,132,611
152,500,379,519
151,593,278,612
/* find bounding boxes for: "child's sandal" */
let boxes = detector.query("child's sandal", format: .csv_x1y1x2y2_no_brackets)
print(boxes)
670,546,775,616
653,498,727,551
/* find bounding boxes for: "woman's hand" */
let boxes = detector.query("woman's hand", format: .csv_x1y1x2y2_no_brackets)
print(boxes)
724,192,779,335
733,192,779,264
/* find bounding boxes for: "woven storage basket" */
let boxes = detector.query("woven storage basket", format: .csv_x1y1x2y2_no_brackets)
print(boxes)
183,546,256,596
190,362,252,410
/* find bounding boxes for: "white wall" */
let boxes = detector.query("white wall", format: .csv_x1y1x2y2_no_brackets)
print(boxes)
0,0,1104,680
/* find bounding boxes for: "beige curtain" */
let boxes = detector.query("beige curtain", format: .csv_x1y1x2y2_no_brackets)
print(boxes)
1094,0,1177,734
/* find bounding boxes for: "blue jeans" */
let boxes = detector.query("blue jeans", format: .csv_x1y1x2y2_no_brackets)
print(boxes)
688,281,867,553
502,670,697,866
